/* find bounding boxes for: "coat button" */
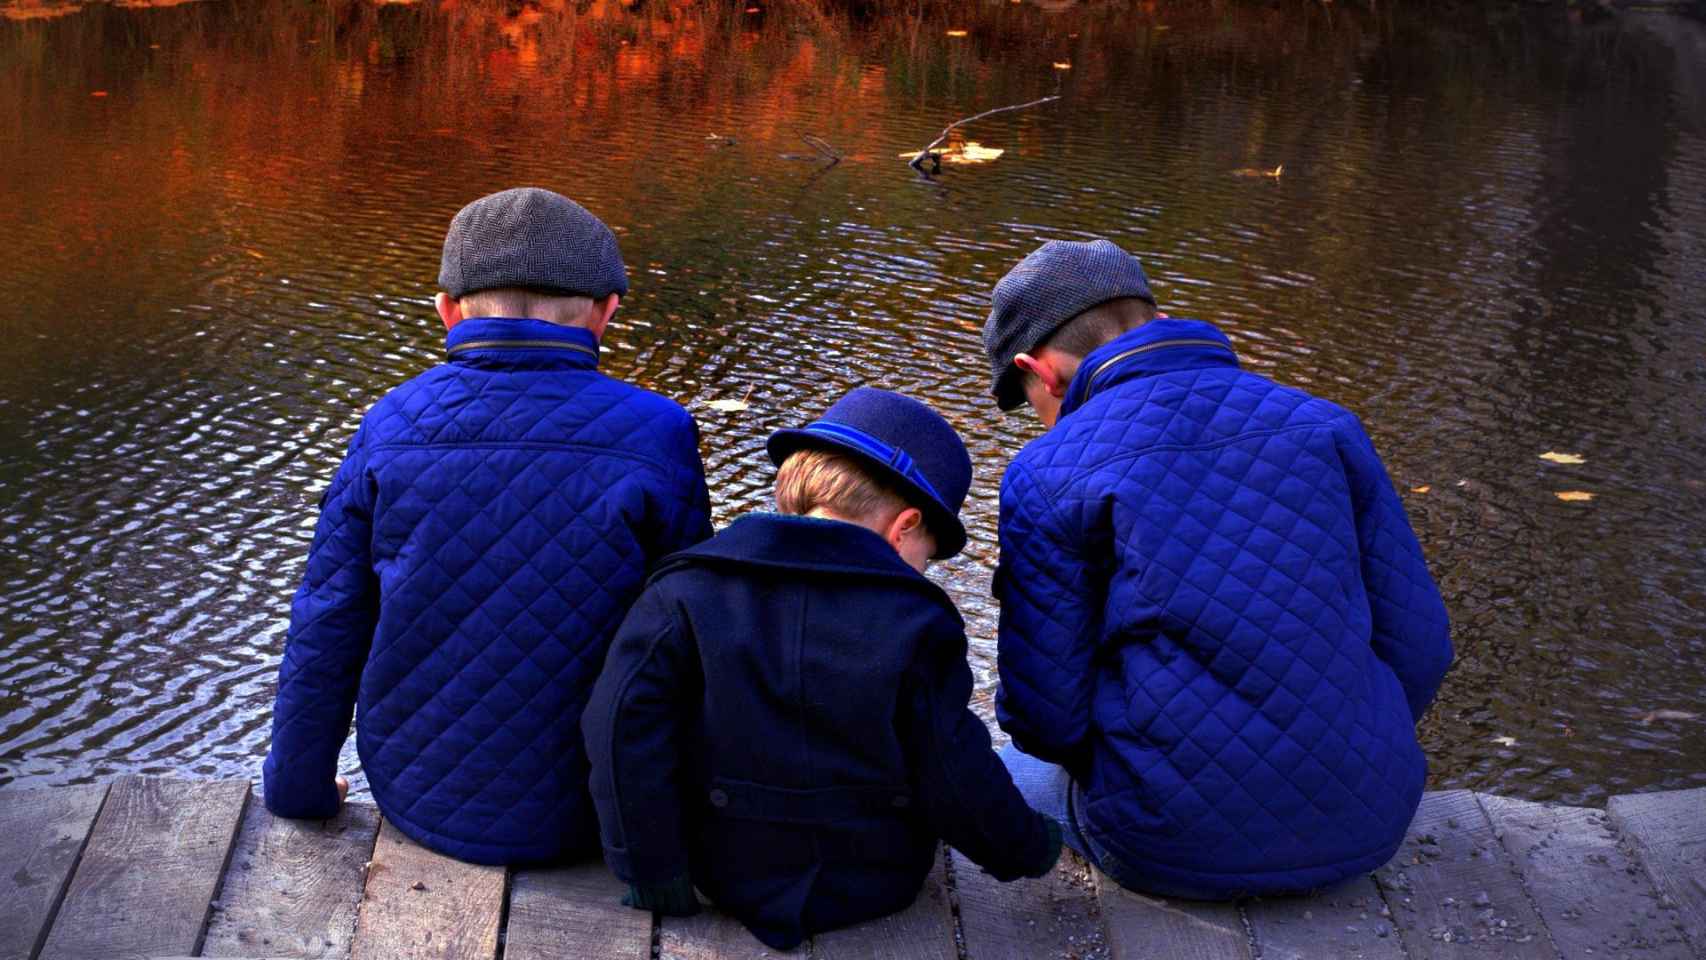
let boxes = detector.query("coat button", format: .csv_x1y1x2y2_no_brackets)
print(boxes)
892,795,911,809
708,789,729,808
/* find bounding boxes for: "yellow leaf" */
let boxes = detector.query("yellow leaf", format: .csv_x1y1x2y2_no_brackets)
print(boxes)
1555,491,1595,502
1539,451,1586,465
898,141,1005,164
945,29,968,37
1411,485,1431,494
702,398,749,413
1052,61,1072,70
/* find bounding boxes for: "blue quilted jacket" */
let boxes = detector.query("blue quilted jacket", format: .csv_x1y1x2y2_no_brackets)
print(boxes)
263,317,712,865
995,318,1452,896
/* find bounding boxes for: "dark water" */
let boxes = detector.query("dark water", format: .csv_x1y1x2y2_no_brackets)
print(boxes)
2,0,1703,807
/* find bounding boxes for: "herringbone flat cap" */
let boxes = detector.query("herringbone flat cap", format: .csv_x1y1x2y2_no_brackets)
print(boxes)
984,238,1155,410
439,187,628,299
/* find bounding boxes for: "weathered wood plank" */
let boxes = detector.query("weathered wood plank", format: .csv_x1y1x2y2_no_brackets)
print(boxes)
1607,787,1706,954
37,776,250,960
1094,867,1251,960
658,903,776,959
0,783,110,960
1480,793,1693,959
347,818,505,960
505,860,652,960
1372,789,1552,959
951,847,1102,960
201,796,383,958
812,849,956,960
1244,874,1406,960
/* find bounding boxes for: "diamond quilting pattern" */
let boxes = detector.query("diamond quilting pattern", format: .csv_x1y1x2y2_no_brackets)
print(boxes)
995,330,1452,896
263,344,712,865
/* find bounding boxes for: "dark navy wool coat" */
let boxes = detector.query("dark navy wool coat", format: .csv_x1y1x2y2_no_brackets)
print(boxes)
995,318,1453,897
585,514,1055,950
263,317,712,865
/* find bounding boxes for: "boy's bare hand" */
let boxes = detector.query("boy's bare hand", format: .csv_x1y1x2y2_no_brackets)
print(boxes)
336,776,349,805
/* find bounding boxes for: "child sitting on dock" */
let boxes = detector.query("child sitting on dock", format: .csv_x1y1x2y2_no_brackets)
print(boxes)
583,388,1062,950
262,187,711,865
982,238,1454,898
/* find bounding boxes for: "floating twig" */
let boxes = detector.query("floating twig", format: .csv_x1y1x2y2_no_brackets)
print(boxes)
780,131,842,166
906,94,1061,173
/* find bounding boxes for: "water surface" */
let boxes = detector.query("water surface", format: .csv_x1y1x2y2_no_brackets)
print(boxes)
2,0,1704,805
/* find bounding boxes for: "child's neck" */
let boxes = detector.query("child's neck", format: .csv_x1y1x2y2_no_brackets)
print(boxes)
802,507,884,540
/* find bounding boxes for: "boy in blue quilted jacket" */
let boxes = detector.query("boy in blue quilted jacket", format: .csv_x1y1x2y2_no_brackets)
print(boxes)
982,238,1453,898
261,188,712,865
583,388,1061,950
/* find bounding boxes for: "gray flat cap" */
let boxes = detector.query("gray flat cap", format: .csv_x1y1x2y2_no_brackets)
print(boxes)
439,187,629,300
983,238,1155,410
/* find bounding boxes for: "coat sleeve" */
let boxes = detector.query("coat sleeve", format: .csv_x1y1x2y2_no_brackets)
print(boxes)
993,460,1101,774
583,581,699,889
1338,415,1454,722
900,620,1059,881
643,412,713,565
263,432,377,819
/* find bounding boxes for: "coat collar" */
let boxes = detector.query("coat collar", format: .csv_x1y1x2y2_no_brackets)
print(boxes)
1059,318,1238,419
663,513,937,587
445,317,601,371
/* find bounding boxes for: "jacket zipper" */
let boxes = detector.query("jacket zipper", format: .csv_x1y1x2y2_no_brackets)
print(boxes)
447,339,598,358
1084,338,1233,400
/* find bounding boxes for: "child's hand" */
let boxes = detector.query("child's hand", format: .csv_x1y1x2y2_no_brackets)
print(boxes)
335,776,350,806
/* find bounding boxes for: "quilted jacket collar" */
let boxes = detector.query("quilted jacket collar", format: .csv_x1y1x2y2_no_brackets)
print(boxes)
445,317,601,371
1059,318,1238,419
663,513,937,587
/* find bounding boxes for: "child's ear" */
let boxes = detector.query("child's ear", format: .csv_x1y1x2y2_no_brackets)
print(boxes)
1014,352,1070,398
435,292,464,331
586,293,620,340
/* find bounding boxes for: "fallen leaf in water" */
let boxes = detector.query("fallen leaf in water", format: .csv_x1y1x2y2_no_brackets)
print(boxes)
244,249,265,260
1491,735,1518,747
1539,451,1586,465
898,141,1005,165
1411,485,1431,494
702,398,749,413
1053,61,1072,70
90,90,109,98
945,29,968,37
1639,709,1700,725
1232,164,1284,178
1555,491,1595,502
744,5,760,12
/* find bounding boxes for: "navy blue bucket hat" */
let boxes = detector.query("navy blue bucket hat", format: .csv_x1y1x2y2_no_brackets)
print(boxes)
766,388,972,560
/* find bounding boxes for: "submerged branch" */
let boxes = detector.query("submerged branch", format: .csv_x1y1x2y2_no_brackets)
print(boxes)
906,94,1062,173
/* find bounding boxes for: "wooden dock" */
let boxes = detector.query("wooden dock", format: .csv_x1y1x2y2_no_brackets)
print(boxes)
1,777,1700,960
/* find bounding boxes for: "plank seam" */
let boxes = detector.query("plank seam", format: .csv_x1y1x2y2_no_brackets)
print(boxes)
941,844,969,960
26,782,113,960
494,864,514,960
1364,869,1417,960
188,780,253,958
1606,795,1706,959
1471,791,1567,960
1235,899,1261,960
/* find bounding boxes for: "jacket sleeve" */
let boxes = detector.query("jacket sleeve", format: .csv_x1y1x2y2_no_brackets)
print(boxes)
993,460,1102,774
263,432,377,819
900,620,1059,881
583,581,699,890
643,412,713,564
1338,415,1454,722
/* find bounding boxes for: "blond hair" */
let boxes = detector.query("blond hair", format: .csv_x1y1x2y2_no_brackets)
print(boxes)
775,448,907,522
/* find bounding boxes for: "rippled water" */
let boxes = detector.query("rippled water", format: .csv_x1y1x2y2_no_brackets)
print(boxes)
1,0,1703,806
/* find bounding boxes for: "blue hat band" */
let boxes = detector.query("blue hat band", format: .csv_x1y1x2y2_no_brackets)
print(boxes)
799,422,946,508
